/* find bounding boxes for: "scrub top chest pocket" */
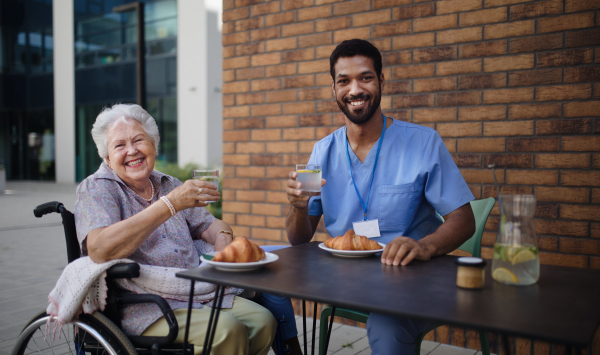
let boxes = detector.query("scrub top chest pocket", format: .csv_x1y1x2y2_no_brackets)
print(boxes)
377,183,419,231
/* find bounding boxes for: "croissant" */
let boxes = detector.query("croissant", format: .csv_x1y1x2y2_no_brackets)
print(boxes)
324,230,381,251
213,236,265,263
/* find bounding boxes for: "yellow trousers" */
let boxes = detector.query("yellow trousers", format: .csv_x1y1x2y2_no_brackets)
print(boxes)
142,296,277,355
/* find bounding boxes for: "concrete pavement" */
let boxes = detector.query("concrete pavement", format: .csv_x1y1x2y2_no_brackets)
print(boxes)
0,181,484,355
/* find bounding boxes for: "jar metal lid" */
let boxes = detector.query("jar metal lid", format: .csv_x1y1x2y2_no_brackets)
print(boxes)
455,257,487,267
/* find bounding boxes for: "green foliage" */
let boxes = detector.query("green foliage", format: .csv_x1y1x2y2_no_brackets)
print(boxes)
154,161,222,219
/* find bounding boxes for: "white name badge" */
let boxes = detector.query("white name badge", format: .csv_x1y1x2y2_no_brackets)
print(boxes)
352,219,381,238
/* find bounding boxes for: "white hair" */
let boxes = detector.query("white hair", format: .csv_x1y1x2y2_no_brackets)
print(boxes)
91,104,160,163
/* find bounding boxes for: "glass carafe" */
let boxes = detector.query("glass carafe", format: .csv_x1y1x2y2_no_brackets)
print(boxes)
491,194,539,285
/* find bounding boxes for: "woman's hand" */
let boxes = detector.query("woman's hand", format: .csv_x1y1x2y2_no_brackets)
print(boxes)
166,179,220,212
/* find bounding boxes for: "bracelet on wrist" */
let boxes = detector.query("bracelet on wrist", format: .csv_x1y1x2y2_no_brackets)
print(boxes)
160,196,176,217
217,230,233,239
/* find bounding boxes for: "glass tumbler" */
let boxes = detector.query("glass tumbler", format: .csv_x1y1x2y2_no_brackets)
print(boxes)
295,164,322,196
193,170,219,203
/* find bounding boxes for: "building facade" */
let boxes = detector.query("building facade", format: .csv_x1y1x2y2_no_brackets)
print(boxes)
1,0,223,183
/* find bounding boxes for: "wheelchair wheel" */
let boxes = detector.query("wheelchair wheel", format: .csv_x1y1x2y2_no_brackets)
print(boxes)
12,310,137,355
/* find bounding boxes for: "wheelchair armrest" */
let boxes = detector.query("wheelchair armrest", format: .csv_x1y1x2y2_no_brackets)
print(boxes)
118,294,179,347
106,263,140,280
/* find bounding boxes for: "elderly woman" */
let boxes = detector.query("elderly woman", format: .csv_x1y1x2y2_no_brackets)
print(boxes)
74,104,276,355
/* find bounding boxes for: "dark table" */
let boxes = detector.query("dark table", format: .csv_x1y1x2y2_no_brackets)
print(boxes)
177,242,600,351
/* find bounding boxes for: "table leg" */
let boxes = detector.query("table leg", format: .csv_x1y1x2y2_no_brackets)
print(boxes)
201,285,224,355
311,302,317,355
183,280,195,355
302,300,307,355
205,285,226,355
323,306,336,355
502,335,512,355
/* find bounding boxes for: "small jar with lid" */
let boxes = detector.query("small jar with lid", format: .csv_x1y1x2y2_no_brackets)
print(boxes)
455,257,487,289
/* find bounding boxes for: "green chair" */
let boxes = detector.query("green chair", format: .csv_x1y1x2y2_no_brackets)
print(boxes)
318,197,496,355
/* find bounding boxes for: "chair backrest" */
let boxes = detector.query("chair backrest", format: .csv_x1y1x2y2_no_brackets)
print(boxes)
457,197,496,258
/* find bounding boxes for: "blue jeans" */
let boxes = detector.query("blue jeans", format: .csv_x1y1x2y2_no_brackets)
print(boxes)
367,313,433,355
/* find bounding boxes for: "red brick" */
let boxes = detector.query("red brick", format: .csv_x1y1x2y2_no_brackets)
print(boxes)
565,101,600,117
235,92,265,105
437,27,482,45
509,69,562,87
316,17,351,32
382,51,412,65
235,0,263,7
566,0,600,12
437,92,482,107
223,57,251,70
236,43,265,56
536,187,590,204
509,33,563,54
459,106,506,121
484,184,533,196
298,60,329,74
392,64,434,79
251,227,283,241
484,54,534,72
506,137,560,152
392,33,435,50
459,7,507,26
283,75,314,89
223,94,236,106
506,169,557,185
560,237,600,253
251,129,281,141
393,94,435,109
333,0,370,16
267,63,297,78
283,102,315,114
224,8,249,22
236,118,265,129
235,18,262,32
298,5,332,21
459,40,506,59
566,28,600,48
266,216,286,229
252,179,282,191
316,100,338,112
223,0,234,10
414,14,458,32
484,88,534,104
484,0,532,6
251,53,281,67
562,171,600,186
298,33,332,48
267,38,298,53
372,21,411,38
484,121,533,136
510,0,563,20
453,154,481,168
562,136,600,152
236,142,265,154
251,203,282,216
437,122,482,137
224,106,250,118
484,154,533,168
373,0,411,10
459,73,506,90
509,103,561,119
539,252,588,268
353,9,391,27
460,169,504,184
223,201,250,214
436,0,481,14
223,82,250,94
237,167,267,179
266,90,296,103
265,12,296,27
413,108,458,122
538,13,595,33
223,70,235,83
565,67,600,83
223,119,235,130
315,73,332,86
282,0,314,10
251,28,281,43
316,45,338,59
316,127,338,139
537,84,592,102
535,154,591,169
252,104,281,117
484,20,534,40
237,214,266,227
457,138,506,152
436,59,482,76
266,141,298,153
414,47,457,63
267,167,295,178
223,142,235,154
414,77,457,93
537,119,592,136
281,153,311,166
266,116,297,128
393,3,434,19
282,22,314,38
251,78,281,91
384,81,412,94
282,48,314,63
236,68,265,81
538,49,594,68
333,28,371,43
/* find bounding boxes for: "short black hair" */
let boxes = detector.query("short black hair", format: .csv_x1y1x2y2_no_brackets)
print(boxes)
330,39,383,80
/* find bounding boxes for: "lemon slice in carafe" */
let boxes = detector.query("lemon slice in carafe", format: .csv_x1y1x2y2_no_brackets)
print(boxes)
511,250,536,265
492,267,518,283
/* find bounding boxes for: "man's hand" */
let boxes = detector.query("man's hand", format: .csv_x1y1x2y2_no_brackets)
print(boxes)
286,171,326,209
381,236,434,266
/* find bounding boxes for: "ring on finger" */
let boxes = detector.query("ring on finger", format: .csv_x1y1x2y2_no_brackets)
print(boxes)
198,188,203,194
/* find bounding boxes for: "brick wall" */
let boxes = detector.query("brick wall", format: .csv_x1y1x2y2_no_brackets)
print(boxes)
221,0,600,353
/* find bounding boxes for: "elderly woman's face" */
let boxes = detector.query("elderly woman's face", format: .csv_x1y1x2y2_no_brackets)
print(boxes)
106,118,156,185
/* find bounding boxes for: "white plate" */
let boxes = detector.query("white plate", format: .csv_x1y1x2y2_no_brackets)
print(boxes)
200,252,279,272
318,242,386,258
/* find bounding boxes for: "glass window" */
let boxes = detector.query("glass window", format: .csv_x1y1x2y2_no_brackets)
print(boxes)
145,1,177,22
145,18,177,41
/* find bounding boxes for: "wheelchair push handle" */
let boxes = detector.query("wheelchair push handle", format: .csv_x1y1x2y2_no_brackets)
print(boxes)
34,201,66,218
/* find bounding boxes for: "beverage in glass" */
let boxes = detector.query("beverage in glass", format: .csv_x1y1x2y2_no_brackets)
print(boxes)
491,194,540,285
193,170,219,203
296,164,321,196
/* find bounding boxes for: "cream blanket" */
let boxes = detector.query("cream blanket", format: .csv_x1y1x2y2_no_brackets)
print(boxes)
47,256,242,326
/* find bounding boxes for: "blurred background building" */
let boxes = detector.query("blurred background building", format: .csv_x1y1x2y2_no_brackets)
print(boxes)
0,0,223,183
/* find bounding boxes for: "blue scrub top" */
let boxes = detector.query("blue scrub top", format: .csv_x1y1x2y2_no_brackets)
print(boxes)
307,118,474,244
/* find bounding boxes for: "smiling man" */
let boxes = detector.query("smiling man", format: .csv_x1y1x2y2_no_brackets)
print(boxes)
285,39,476,354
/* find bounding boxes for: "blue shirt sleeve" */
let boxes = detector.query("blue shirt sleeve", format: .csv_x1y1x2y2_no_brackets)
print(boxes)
423,131,474,217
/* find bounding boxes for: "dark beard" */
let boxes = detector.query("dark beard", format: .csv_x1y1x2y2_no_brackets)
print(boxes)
336,85,382,125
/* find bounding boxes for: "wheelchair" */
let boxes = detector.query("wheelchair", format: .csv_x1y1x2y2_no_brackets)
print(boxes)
12,201,194,355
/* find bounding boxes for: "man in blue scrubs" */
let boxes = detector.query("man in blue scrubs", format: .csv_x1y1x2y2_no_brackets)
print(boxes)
285,39,476,354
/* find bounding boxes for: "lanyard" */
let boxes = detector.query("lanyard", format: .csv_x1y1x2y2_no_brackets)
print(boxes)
345,114,387,221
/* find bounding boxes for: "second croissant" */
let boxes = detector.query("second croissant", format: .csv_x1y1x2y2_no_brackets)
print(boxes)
324,230,382,251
